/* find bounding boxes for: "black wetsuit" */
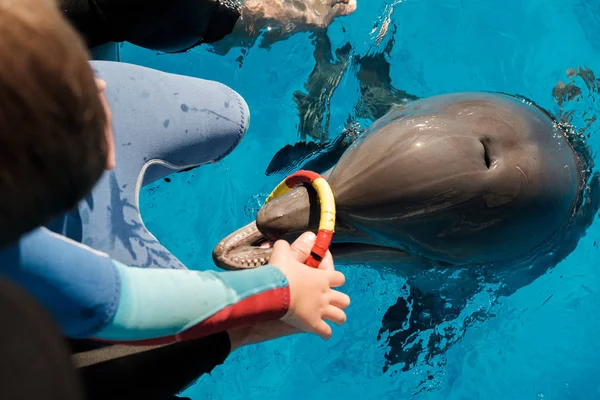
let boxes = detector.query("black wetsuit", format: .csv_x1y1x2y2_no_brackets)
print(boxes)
70,334,231,400
60,0,242,53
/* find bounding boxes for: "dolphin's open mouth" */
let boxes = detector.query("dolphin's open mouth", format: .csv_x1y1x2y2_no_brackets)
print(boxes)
212,221,276,270
212,219,411,270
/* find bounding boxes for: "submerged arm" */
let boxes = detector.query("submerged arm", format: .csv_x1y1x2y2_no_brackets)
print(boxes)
59,0,357,54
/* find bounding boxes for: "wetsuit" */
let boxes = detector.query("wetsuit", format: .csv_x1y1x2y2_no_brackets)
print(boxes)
0,220,289,400
0,61,283,399
70,332,232,399
60,0,243,53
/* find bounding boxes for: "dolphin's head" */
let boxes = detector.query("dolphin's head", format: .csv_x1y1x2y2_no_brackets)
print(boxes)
213,92,582,270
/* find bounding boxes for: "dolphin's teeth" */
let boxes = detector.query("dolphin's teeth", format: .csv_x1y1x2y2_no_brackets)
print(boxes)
253,258,258,264
226,226,255,252
259,258,266,264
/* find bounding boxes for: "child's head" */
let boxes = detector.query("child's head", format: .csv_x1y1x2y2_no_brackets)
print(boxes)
0,0,110,247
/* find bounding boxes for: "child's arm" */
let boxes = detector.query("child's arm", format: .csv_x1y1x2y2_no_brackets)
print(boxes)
96,260,289,344
0,227,289,344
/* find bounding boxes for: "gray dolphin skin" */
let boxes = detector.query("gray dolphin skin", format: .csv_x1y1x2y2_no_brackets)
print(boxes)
212,92,582,272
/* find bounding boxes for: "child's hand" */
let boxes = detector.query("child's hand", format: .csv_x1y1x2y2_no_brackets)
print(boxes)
270,232,350,340
227,232,348,350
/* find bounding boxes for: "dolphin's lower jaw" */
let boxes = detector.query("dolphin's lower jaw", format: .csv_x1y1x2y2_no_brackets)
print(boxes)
212,220,412,270
212,221,273,270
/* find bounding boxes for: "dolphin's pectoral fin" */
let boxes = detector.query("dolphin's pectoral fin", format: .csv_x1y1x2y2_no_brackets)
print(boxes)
265,141,325,176
265,124,363,176
298,124,363,173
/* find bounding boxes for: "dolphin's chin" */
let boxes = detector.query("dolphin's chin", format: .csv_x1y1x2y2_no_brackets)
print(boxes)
212,221,275,270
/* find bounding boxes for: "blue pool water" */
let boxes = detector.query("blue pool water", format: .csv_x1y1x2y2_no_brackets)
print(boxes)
121,0,600,398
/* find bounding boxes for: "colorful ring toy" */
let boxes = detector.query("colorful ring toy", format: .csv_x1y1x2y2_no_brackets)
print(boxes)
265,170,336,268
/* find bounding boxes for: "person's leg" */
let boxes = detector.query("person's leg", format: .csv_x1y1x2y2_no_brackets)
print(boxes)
0,278,85,400
70,333,231,400
49,60,250,270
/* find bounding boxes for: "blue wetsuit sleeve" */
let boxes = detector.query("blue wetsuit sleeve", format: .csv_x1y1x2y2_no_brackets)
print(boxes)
0,227,290,343
94,261,289,344
0,227,120,338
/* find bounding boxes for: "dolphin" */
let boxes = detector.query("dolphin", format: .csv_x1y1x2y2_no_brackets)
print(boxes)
213,91,586,273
